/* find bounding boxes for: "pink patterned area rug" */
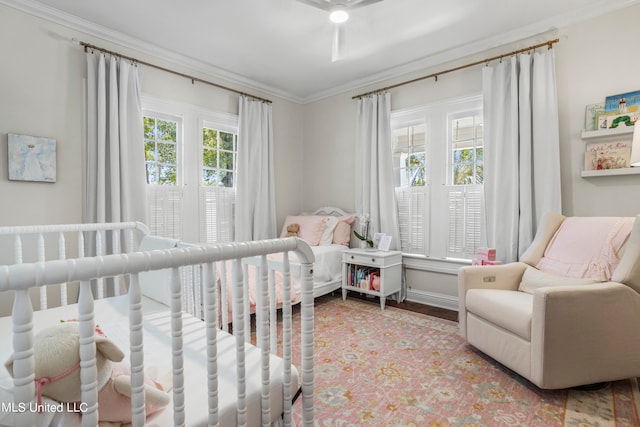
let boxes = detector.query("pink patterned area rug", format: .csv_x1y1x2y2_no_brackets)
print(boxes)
291,295,640,426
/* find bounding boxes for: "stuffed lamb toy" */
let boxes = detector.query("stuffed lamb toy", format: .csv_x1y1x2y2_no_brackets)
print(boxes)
4,322,170,426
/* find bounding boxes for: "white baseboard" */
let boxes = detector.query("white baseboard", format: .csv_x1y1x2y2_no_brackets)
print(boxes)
406,288,459,312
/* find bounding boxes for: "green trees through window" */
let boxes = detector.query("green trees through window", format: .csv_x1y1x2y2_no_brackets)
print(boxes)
144,116,177,185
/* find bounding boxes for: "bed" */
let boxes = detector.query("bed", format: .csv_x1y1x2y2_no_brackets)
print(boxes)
277,206,361,298
0,222,314,426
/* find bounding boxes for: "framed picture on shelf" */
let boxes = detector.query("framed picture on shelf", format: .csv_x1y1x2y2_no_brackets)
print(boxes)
378,235,392,251
604,90,640,114
597,111,639,129
373,233,385,248
584,102,605,131
584,140,631,170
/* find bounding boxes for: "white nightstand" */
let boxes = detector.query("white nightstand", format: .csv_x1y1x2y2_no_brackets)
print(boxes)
342,248,402,310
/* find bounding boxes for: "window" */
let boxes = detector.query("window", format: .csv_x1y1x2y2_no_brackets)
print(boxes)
200,123,237,244
142,97,238,244
144,116,178,185
391,95,483,260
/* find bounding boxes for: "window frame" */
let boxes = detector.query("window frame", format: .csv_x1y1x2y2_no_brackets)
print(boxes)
391,94,483,261
141,95,238,243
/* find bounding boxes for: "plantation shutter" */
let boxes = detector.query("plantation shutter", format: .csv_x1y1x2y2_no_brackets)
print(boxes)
201,186,235,244
395,186,428,255
446,184,482,258
146,185,183,239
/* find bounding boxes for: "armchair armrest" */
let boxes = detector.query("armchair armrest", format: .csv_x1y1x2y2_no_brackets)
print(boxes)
457,262,528,339
530,282,640,388
458,262,528,293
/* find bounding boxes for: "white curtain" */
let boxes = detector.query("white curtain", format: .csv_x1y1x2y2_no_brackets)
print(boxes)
483,49,561,263
86,52,147,226
234,96,276,241
355,92,401,251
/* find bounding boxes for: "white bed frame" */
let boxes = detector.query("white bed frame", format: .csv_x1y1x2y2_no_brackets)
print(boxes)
0,222,314,427
307,206,361,297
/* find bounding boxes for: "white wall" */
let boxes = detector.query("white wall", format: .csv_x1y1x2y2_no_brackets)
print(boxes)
0,4,304,231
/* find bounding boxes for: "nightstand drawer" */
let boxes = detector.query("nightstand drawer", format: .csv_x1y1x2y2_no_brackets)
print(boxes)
342,250,402,268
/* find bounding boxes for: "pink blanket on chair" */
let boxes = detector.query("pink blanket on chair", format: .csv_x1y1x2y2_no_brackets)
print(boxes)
536,216,634,281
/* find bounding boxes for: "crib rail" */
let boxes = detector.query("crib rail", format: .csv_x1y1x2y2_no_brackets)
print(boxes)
0,222,149,310
0,237,315,427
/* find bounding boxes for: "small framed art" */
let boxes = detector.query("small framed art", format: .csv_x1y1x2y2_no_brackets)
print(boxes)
378,235,392,251
7,133,57,182
605,90,640,114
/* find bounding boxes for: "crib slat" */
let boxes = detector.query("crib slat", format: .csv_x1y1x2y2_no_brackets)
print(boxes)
269,268,277,354
95,231,104,300
58,232,68,306
281,252,293,427
243,262,251,344
258,255,271,427
12,289,35,427
37,233,47,310
170,267,186,427
220,261,229,332
232,258,247,427
78,281,99,427
300,262,315,427
203,261,219,426
128,273,146,427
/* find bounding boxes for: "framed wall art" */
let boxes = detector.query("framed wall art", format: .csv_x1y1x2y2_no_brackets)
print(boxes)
7,133,57,183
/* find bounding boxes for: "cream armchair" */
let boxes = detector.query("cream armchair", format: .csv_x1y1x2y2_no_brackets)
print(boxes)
458,213,640,389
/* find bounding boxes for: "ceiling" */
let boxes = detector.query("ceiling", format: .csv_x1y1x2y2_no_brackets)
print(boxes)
4,0,639,103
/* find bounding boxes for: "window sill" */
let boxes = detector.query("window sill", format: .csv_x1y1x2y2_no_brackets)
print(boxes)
402,254,470,275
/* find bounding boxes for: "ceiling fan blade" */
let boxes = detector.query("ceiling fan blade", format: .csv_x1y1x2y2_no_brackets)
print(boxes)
346,0,384,9
331,24,346,62
296,0,333,12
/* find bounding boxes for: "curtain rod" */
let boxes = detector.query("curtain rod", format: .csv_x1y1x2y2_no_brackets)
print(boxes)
353,38,560,100
79,41,272,104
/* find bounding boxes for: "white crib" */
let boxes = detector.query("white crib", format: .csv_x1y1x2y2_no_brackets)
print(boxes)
0,222,314,426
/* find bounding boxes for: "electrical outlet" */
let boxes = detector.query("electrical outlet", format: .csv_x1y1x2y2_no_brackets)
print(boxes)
483,276,496,283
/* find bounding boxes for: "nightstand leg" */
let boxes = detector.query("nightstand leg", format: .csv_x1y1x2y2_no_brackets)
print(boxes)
380,296,386,310
342,288,347,301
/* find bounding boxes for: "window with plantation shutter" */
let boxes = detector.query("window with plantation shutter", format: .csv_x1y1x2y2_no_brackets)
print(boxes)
201,186,234,243
446,185,482,258
142,98,238,244
147,185,183,240
391,95,484,261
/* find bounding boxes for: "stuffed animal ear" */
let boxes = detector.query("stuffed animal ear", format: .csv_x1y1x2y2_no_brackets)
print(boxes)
95,336,125,362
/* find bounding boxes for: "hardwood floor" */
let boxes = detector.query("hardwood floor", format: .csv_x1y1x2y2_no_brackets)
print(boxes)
334,292,459,322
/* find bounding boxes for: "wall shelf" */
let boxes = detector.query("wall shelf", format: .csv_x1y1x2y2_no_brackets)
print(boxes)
581,167,640,177
581,126,637,178
581,127,634,140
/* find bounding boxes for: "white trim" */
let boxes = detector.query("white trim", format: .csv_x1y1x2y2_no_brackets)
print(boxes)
402,255,468,275
405,288,459,312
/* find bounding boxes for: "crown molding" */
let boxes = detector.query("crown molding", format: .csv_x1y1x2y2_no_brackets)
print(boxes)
3,0,639,105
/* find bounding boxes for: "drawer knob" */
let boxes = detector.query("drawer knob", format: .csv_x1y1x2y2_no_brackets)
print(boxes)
371,258,376,262
350,255,354,259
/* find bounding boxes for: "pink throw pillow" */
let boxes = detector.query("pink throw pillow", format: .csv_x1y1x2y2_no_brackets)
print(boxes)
332,216,356,246
280,215,329,246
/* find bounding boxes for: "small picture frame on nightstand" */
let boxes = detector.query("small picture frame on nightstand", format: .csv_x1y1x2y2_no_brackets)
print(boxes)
377,235,392,251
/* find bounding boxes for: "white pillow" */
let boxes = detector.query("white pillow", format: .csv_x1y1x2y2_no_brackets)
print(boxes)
319,216,339,245
518,266,600,295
